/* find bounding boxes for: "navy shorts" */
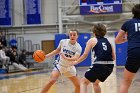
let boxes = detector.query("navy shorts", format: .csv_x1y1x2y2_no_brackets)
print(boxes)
125,48,140,73
85,64,114,82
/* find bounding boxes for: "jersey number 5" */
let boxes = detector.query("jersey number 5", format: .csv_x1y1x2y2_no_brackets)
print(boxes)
102,43,107,51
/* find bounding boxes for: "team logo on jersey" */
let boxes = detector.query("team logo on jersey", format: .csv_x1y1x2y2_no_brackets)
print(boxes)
63,48,75,55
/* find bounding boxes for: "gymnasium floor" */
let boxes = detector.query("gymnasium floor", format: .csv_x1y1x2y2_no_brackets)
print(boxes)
0,67,140,93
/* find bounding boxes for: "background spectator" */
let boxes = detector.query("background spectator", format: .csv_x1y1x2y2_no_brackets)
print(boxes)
18,49,28,67
0,46,10,70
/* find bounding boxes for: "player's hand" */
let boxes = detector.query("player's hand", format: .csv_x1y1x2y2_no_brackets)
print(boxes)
45,54,49,58
69,61,78,66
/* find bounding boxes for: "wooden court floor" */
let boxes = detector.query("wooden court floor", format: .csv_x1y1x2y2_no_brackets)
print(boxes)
0,67,140,93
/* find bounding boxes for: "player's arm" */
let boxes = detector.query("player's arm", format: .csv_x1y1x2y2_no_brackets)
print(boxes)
46,40,62,58
115,30,127,44
45,48,61,58
72,39,94,65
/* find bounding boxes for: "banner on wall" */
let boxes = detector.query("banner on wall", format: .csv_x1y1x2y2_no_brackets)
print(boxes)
80,0,122,15
0,0,12,26
25,0,41,24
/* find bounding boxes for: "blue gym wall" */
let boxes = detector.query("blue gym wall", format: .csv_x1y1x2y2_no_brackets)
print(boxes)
114,32,127,66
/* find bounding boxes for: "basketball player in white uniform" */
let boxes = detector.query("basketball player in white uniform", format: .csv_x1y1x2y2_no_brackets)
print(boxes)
40,29,82,93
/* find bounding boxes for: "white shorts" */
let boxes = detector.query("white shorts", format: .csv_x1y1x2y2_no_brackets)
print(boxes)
53,63,76,77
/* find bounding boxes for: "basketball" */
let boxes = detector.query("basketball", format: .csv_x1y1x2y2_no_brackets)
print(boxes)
33,50,46,63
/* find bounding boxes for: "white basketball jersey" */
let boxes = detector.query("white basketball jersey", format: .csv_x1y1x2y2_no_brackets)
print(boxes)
57,39,82,66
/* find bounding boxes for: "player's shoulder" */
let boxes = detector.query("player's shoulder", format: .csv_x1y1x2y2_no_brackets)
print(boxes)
60,39,69,42
88,37,97,43
76,42,81,47
90,37,97,41
86,37,98,47
75,42,82,50
124,18,137,24
76,43,82,51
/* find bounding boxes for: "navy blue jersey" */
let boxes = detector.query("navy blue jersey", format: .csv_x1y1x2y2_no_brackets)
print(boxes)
121,18,140,50
92,37,113,61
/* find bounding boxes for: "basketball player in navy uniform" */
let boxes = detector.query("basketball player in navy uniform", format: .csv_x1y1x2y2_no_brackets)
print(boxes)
40,29,82,93
68,23,115,93
115,4,140,93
